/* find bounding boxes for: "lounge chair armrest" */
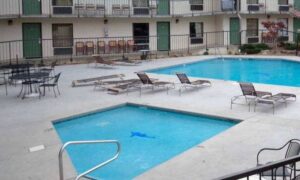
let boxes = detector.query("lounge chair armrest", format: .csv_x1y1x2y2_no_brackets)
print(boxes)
256,139,300,165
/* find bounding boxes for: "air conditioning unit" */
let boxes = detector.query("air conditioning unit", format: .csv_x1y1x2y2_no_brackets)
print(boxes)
53,7,73,14
54,47,73,55
191,4,203,11
133,7,149,15
247,37,259,43
248,4,260,11
279,5,289,12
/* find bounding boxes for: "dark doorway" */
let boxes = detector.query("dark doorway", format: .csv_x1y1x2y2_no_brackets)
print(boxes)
133,23,149,50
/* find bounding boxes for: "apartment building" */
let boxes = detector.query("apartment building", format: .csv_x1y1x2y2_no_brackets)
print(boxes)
0,0,298,61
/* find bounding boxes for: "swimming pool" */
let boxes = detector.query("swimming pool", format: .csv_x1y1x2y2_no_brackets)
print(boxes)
54,104,237,179
149,57,300,87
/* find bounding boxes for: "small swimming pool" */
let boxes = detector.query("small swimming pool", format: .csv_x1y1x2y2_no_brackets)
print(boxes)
149,57,300,87
54,104,237,179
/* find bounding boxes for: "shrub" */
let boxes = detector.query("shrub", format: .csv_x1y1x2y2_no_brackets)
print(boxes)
255,43,270,50
245,48,261,54
284,43,297,50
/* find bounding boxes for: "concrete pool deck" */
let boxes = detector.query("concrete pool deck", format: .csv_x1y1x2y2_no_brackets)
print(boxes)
1,55,300,180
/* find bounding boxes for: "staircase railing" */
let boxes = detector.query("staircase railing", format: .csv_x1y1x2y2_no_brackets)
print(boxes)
216,155,300,180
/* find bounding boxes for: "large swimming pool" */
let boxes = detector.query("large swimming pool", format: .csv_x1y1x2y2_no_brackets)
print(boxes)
149,58,300,87
54,105,237,179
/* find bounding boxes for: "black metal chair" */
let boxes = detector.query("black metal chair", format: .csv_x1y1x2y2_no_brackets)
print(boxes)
257,139,300,179
39,73,61,98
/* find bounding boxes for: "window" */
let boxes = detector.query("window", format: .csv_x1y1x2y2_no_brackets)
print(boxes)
132,0,148,7
247,0,258,4
190,0,203,11
52,24,73,47
52,0,73,6
246,19,258,37
278,0,288,5
190,22,203,44
278,18,288,36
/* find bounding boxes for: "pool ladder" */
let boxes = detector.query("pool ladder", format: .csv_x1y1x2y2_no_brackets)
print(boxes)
58,140,121,180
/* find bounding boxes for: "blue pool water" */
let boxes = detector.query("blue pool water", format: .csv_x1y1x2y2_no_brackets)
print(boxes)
149,58,300,87
54,105,237,179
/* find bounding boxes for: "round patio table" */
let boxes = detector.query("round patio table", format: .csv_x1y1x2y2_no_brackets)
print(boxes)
10,72,50,98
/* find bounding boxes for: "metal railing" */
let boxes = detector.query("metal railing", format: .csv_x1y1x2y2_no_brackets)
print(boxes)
0,0,296,18
58,140,121,180
0,30,297,63
216,155,300,180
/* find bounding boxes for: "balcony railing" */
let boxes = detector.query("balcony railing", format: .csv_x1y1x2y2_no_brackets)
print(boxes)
0,0,238,18
0,30,297,63
0,0,296,18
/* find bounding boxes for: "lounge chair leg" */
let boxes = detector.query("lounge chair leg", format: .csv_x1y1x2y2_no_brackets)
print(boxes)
57,86,61,95
139,87,142,97
53,87,57,98
18,84,24,97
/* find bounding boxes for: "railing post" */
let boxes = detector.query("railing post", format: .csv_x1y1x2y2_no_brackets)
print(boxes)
205,32,208,50
122,37,125,59
18,0,21,17
9,42,12,64
211,0,214,15
227,31,229,49
187,35,190,54
77,0,80,17
296,32,299,56
104,0,106,17
49,0,52,17
172,0,174,17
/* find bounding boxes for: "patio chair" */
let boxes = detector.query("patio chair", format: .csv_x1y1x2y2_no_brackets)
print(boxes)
93,55,115,67
106,79,142,95
75,41,85,55
39,60,57,75
96,4,105,16
97,41,106,54
136,72,175,96
127,40,135,52
85,3,96,16
121,4,130,15
176,72,211,96
112,4,122,15
85,41,95,55
254,93,296,114
39,73,61,98
231,82,272,111
108,40,118,53
0,72,7,95
74,3,85,16
257,139,300,179
72,74,125,87
118,40,126,53
150,4,157,15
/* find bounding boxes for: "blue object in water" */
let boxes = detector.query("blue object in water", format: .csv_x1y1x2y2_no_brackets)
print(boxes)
130,131,155,139
149,58,300,87
54,105,237,180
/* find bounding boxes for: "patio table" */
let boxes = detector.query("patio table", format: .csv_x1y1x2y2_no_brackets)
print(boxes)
11,72,49,98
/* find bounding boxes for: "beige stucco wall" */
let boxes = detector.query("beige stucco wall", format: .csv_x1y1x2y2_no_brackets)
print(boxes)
0,13,296,60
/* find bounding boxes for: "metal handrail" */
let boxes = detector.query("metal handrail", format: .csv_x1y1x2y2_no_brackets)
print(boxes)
58,140,121,180
216,155,300,180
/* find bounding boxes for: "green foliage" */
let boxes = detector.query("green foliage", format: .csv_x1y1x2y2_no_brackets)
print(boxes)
240,43,270,54
203,49,209,55
283,43,297,50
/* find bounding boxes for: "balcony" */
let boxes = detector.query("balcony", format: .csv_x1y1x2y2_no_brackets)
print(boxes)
0,0,238,19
